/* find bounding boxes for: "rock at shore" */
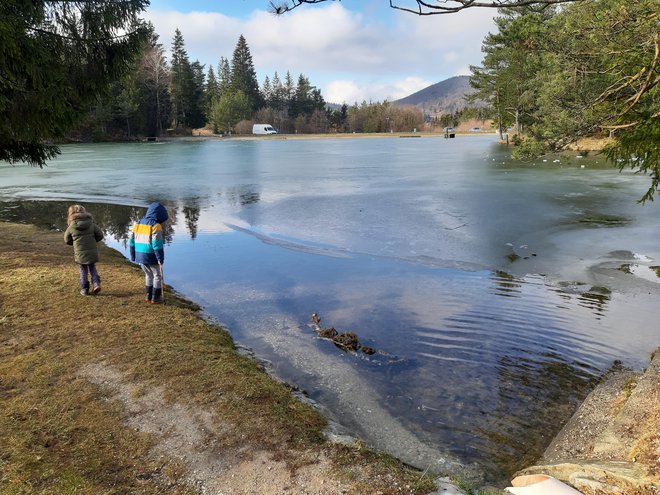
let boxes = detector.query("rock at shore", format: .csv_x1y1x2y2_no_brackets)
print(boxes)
515,349,659,495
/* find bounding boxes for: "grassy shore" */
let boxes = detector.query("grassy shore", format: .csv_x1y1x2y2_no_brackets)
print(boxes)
0,222,443,494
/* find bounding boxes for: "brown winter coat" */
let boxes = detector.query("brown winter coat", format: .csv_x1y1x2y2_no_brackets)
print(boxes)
64,212,104,265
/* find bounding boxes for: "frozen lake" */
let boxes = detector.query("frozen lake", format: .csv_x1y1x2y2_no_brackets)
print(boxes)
2,136,659,483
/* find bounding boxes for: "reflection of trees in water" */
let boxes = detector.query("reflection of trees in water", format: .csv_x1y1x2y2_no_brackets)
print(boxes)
491,270,523,298
226,185,261,206
0,200,180,246
0,201,68,230
182,199,200,240
0,193,262,245
477,351,597,481
576,287,610,318
92,203,142,243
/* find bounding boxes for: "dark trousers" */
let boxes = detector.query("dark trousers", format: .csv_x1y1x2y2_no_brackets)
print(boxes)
79,263,101,289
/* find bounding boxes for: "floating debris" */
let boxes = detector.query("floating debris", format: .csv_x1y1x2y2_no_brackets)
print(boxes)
309,313,402,362
318,327,338,339
333,332,359,351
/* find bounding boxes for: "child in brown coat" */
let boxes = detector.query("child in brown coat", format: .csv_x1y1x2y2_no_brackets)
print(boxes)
64,205,104,295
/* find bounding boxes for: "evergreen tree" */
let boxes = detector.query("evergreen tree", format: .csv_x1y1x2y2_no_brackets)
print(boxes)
170,29,188,128
470,0,658,201
535,0,659,201
0,0,150,166
470,8,552,138
291,73,325,118
217,57,232,97
270,72,285,111
230,35,262,112
206,66,219,115
169,28,201,129
283,71,295,105
189,60,206,128
262,75,272,106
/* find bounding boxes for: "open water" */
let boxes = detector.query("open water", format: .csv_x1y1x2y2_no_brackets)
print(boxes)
2,135,658,483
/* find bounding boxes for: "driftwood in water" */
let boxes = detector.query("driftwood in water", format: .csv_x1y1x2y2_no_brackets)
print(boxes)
310,313,375,355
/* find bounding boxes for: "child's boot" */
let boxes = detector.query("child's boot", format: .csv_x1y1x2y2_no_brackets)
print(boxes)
151,287,162,305
145,286,153,302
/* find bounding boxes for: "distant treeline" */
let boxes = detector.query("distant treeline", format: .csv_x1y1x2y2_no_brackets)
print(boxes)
75,26,425,140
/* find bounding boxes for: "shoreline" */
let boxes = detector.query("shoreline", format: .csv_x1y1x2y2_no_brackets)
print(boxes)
59,130,611,155
0,221,460,495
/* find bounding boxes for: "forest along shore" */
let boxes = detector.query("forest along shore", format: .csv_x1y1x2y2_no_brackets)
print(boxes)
0,222,452,495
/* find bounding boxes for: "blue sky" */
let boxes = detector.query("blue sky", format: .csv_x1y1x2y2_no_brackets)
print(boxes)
144,0,496,104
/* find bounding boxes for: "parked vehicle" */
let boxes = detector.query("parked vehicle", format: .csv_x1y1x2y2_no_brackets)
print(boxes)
252,124,277,135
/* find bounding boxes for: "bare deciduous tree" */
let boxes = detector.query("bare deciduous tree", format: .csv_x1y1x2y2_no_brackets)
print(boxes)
270,0,584,15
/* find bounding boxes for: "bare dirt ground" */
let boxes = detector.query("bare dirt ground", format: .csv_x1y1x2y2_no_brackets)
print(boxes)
79,362,353,495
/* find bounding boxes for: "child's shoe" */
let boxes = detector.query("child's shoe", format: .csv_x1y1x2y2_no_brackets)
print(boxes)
92,284,101,294
80,288,89,296
151,288,162,304
145,286,153,302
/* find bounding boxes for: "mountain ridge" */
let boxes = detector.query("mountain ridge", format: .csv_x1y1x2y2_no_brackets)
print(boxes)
393,75,475,115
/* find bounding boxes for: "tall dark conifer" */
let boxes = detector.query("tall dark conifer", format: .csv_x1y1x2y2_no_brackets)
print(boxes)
206,66,218,114
0,0,149,165
170,28,192,128
230,35,263,112
189,60,206,128
217,57,232,97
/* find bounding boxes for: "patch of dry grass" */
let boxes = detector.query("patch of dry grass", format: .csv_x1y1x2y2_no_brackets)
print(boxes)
0,222,437,494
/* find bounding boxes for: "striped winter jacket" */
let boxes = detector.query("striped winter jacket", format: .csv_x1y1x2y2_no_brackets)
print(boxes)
129,202,168,265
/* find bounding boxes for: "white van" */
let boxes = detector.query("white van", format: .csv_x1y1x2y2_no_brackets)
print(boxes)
252,124,277,135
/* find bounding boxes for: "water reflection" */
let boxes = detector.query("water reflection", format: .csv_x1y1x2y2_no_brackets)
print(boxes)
0,200,143,238
182,200,201,240
491,270,523,297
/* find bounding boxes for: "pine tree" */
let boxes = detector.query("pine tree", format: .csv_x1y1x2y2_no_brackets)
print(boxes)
230,35,263,112
206,66,219,114
0,0,150,165
270,72,285,111
217,57,232,97
291,73,325,118
169,28,189,128
284,71,295,105
189,60,206,128
262,75,272,106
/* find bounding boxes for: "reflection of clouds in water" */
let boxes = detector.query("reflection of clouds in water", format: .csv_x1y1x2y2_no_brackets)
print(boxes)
628,264,660,284
250,309,471,478
192,215,238,235
185,277,474,476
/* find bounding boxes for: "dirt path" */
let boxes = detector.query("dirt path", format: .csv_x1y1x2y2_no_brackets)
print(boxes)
79,362,351,495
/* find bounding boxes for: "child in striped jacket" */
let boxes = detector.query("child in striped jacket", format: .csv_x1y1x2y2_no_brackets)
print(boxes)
129,202,169,304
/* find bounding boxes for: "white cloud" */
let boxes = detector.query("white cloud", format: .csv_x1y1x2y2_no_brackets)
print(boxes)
325,80,361,105
144,3,495,103
325,76,433,105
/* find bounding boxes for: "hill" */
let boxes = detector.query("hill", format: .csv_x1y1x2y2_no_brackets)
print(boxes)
393,75,475,116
